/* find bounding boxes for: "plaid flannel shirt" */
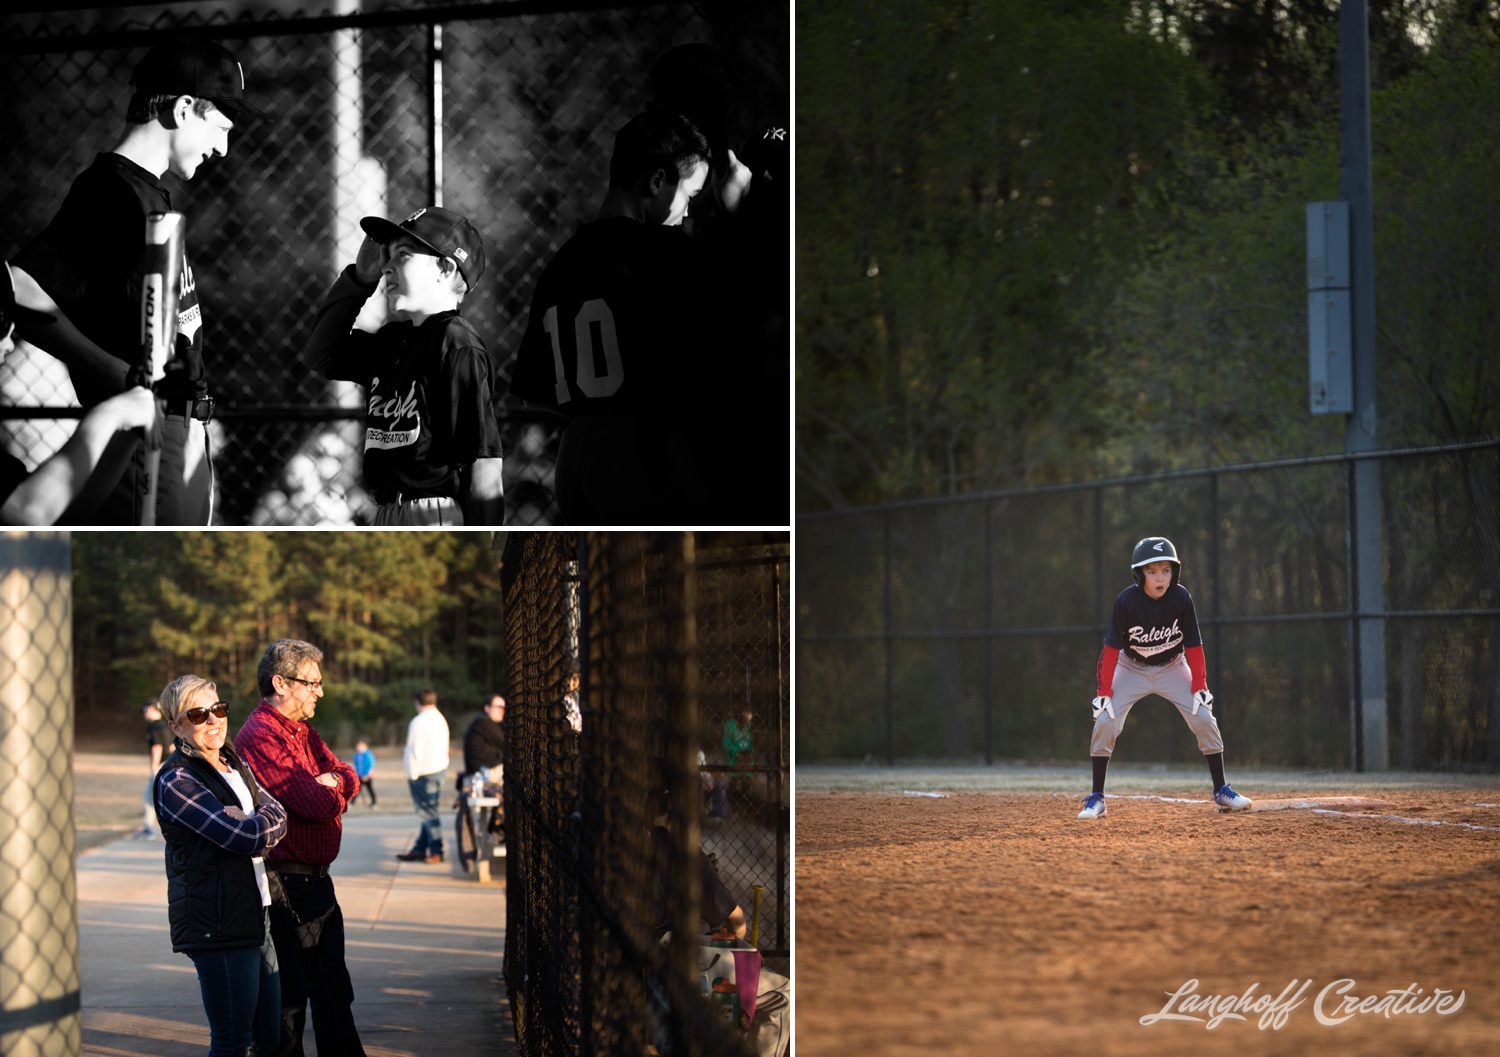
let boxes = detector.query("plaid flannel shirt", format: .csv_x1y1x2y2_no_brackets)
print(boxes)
154,748,287,856
234,701,359,867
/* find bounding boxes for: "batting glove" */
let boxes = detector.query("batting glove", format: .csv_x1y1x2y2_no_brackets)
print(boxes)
1091,695,1115,720
1192,689,1213,715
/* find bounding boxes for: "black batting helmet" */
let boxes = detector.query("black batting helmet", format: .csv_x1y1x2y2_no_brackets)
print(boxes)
1131,536,1180,588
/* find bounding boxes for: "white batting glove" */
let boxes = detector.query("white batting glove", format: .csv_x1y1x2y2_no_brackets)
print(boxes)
1091,695,1114,720
1192,689,1213,715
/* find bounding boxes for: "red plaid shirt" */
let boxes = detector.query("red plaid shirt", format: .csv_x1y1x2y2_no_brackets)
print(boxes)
234,701,359,867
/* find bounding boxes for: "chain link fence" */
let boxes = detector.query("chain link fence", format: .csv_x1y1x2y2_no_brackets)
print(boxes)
798,439,1500,771
0,2,787,524
0,533,81,1057
501,530,788,1057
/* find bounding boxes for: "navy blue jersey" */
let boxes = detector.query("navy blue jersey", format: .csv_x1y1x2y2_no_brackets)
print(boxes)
1103,583,1203,665
303,268,504,499
508,216,716,415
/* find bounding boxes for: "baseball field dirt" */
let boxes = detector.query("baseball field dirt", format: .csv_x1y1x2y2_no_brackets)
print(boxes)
796,786,1500,1057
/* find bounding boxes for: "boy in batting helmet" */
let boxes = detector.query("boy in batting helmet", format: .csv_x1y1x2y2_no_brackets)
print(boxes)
1077,536,1253,819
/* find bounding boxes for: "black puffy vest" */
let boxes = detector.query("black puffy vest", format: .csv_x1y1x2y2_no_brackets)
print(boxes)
153,745,267,952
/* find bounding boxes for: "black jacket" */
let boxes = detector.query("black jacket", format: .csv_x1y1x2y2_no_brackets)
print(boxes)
153,742,270,952
463,715,506,774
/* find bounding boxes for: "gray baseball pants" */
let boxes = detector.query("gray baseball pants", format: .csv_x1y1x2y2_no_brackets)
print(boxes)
1090,654,1224,757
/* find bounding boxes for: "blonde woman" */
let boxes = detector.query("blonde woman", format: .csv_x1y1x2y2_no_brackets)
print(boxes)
153,675,287,1056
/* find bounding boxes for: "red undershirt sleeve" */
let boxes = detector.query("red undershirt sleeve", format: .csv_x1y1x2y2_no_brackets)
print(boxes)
1096,645,1120,696
1185,645,1208,694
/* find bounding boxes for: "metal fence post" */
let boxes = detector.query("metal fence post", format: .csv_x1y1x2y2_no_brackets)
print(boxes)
428,22,444,206
884,510,894,766
770,555,788,953
1093,486,1104,632
1347,456,1365,772
1210,473,1223,697
0,532,80,1057
983,497,994,765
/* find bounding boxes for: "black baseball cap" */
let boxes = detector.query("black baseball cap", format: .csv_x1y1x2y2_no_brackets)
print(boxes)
132,37,270,122
360,207,486,288
2,261,56,330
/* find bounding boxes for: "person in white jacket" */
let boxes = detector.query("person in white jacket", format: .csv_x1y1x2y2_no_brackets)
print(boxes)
398,688,451,863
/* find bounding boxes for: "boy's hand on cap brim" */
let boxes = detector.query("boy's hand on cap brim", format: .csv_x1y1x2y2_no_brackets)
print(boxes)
354,235,385,285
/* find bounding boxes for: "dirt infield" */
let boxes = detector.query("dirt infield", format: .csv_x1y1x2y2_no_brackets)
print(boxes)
796,785,1500,1057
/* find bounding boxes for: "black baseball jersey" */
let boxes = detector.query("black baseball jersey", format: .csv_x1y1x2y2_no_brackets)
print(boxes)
303,267,503,499
508,216,715,415
1103,583,1204,666
14,153,207,408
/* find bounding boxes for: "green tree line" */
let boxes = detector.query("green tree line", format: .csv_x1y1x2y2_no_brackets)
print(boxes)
797,0,1500,510
72,532,505,743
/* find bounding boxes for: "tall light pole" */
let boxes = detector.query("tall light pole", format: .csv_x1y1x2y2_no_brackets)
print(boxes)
1341,0,1386,770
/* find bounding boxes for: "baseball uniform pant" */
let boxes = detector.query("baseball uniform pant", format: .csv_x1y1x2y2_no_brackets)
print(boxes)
373,496,463,525
1089,654,1224,757
556,415,716,524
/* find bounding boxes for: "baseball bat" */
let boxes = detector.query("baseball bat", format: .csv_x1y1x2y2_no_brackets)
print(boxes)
750,884,764,947
139,212,185,526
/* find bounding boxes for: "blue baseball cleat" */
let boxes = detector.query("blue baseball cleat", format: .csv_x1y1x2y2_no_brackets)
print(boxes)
1214,784,1252,812
1076,792,1107,820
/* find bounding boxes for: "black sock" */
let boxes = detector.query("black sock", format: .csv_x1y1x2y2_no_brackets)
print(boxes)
1092,756,1109,795
1206,752,1226,790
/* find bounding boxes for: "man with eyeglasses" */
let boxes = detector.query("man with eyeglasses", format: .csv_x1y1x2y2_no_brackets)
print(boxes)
235,638,367,1057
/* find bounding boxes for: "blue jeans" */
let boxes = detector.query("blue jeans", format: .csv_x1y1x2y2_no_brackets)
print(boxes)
408,773,445,854
186,909,280,1057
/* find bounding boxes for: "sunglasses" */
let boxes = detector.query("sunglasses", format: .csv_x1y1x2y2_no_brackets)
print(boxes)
182,702,230,725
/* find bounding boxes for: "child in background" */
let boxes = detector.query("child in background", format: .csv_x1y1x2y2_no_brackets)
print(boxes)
353,738,376,807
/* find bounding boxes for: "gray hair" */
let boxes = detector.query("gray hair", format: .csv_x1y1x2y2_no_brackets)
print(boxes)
158,675,216,725
257,639,324,697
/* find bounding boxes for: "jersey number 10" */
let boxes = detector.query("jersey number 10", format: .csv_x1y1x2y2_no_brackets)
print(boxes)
542,299,622,403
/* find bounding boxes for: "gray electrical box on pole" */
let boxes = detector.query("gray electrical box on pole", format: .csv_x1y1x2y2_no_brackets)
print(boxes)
1307,201,1353,414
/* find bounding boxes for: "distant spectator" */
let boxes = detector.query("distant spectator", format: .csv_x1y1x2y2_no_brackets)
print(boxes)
352,737,376,807
399,688,450,863
132,696,175,839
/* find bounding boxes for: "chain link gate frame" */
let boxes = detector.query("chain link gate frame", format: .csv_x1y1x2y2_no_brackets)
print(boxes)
500,530,789,1057
0,2,788,525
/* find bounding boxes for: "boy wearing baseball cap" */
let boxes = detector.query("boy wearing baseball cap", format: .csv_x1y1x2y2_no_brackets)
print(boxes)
12,35,269,525
0,261,159,524
301,206,505,525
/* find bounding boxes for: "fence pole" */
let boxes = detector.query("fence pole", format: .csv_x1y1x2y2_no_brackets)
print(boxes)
428,22,444,206
0,533,80,1057
883,511,894,765
1210,473,1223,697
771,557,787,952
983,497,994,765
1347,457,1364,771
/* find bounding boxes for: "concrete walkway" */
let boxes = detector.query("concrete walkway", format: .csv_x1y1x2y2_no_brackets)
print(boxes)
76,812,518,1057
